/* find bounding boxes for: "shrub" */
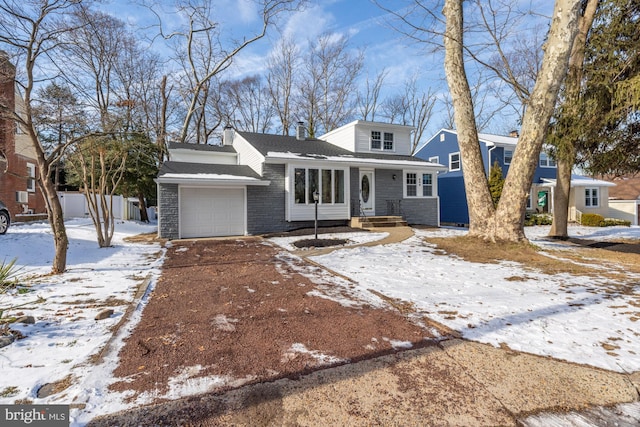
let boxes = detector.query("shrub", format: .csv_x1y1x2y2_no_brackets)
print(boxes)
581,213,605,226
524,213,553,226
601,218,631,227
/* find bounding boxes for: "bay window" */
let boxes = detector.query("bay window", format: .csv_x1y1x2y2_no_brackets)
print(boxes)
294,167,346,204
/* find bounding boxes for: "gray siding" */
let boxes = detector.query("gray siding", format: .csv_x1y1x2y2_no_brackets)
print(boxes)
247,164,287,234
402,197,439,226
374,168,439,226
158,183,179,239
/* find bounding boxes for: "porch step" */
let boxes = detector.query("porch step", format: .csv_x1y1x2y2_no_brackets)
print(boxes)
351,216,408,229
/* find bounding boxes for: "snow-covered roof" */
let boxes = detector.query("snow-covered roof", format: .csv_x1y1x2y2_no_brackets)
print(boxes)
540,174,616,188
156,161,270,186
478,132,518,147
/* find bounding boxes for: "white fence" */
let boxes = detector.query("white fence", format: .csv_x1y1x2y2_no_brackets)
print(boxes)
57,192,153,221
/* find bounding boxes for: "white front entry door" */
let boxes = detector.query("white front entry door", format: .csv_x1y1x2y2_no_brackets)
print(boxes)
359,170,375,215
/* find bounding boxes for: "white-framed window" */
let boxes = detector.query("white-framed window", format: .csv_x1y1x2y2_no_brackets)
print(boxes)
371,131,381,150
585,188,599,207
294,167,345,205
539,152,556,168
405,171,434,198
504,149,513,165
383,132,394,150
371,131,394,151
428,156,439,164
449,152,461,171
26,162,36,192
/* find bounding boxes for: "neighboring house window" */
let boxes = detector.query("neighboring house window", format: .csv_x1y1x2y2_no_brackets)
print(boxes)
428,156,439,164
383,132,394,150
449,152,461,171
405,172,434,198
504,149,513,165
371,131,381,150
539,152,556,168
526,192,532,209
585,188,599,207
27,163,36,192
294,167,346,204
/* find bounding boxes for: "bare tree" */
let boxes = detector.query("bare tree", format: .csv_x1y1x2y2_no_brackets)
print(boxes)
0,0,90,274
296,33,364,136
154,0,302,144
222,75,275,134
66,136,127,247
443,0,583,241
357,69,387,122
267,36,299,135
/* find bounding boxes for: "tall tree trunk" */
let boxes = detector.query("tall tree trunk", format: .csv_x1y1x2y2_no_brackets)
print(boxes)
444,0,583,242
38,161,68,273
550,0,599,238
443,0,496,238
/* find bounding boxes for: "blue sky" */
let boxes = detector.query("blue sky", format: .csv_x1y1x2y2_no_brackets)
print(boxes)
106,0,555,136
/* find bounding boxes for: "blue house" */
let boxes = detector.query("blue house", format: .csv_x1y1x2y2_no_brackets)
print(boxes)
415,129,615,225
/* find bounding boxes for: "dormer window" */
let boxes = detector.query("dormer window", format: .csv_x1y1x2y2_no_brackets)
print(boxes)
370,131,394,151
371,131,381,150
383,132,394,150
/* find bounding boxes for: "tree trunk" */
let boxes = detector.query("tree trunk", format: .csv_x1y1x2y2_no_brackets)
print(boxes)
443,0,496,239
550,0,599,238
40,164,68,273
549,156,573,236
138,192,149,223
444,0,583,242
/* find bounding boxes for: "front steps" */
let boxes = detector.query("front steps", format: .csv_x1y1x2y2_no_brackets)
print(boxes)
351,216,408,229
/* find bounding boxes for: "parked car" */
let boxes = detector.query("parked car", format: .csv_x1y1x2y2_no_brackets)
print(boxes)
0,200,10,234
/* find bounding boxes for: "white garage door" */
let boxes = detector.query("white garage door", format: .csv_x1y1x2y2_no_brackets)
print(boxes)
180,187,245,238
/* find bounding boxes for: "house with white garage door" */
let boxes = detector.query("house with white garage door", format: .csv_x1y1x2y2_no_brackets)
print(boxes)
156,121,446,239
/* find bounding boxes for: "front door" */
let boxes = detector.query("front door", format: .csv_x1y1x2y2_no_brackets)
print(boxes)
359,170,375,215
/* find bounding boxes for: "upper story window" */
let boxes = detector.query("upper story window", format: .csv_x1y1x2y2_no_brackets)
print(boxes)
405,172,434,198
383,132,394,150
26,162,36,192
449,152,461,171
539,152,556,168
504,149,513,165
371,131,394,151
585,188,599,207
371,131,381,150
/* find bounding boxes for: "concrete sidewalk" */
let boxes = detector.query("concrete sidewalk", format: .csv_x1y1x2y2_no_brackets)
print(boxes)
89,337,640,426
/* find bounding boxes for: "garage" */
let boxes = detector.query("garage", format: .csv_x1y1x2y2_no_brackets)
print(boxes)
180,187,245,238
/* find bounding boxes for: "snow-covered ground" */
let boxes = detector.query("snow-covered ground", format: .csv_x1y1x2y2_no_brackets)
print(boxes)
0,219,639,425
305,225,640,373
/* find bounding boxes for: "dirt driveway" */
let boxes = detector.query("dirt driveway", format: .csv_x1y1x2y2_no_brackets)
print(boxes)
107,237,442,405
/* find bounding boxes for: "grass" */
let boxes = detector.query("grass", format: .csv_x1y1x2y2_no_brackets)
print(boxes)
424,234,640,277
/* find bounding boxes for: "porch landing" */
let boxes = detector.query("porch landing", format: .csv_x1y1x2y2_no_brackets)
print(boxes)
350,215,408,229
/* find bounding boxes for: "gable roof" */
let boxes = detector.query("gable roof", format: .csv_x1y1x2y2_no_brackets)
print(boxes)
237,131,445,169
540,174,616,188
603,176,640,200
